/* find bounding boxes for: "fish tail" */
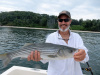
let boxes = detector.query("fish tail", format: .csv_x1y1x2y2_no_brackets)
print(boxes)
0,53,11,68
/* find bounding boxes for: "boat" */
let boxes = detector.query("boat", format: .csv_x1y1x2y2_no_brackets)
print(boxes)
1,66,47,75
1,66,88,75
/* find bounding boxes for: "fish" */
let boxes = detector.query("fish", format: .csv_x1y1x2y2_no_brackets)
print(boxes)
0,43,78,68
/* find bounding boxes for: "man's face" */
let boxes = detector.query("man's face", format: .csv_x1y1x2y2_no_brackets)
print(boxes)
58,15,72,32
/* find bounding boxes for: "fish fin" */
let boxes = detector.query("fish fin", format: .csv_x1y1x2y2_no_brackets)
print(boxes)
0,53,11,68
23,43,33,47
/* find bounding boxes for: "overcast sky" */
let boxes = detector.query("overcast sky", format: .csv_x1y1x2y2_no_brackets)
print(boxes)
0,0,100,20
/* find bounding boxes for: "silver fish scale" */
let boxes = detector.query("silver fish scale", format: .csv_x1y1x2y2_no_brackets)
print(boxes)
10,43,60,57
22,43,59,52
9,43,77,59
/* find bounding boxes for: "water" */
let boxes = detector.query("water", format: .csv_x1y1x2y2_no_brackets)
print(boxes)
0,27,100,75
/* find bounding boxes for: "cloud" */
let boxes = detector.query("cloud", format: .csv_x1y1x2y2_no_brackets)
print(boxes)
22,0,32,3
0,1,14,5
35,2,60,16
0,0,100,20
0,7,13,11
70,0,100,20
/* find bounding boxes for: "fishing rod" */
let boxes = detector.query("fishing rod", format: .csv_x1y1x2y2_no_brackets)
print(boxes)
82,62,93,75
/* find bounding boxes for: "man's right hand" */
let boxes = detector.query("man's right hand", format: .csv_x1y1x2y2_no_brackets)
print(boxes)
27,50,41,61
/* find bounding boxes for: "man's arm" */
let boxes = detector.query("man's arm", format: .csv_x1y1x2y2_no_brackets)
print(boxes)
74,34,89,63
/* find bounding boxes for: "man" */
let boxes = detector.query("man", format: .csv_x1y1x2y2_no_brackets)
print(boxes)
28,10,89,75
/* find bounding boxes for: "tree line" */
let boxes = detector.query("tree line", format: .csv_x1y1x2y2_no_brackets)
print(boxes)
0,11,100,31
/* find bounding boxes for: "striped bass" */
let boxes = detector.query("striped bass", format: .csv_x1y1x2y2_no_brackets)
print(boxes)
0,43,78,68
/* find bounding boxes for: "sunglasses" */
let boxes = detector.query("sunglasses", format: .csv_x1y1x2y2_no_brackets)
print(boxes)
58,18,70,22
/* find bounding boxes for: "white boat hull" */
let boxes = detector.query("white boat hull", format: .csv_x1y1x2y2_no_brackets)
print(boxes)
1,66,47,75
1,66,86,75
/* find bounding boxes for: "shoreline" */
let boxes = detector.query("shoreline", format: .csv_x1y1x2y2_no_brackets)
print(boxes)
1,26,100,33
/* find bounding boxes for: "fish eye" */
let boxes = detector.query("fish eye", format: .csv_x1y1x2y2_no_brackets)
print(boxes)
69,50,73,53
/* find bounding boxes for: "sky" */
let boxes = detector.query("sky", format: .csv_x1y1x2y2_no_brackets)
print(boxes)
0,0,100,20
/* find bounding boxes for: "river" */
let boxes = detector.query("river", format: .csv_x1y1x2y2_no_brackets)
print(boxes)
0,27,100,75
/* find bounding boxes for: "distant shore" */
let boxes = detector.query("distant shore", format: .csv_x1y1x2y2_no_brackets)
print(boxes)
0,26,100,33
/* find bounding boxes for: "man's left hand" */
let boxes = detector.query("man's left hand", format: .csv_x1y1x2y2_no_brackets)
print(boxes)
74,49,86,62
